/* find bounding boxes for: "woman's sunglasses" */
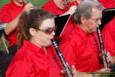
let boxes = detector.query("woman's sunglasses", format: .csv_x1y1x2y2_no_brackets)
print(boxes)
39,26,56,35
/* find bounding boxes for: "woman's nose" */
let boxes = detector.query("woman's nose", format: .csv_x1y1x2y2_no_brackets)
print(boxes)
51,31,55,36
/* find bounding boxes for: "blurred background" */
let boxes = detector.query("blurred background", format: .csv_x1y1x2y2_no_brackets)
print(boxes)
0,0,48,7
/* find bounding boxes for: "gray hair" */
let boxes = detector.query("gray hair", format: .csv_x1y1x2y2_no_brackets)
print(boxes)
74,0,104,24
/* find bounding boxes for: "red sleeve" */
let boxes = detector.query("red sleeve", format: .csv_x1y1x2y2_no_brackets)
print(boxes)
0,5,12,22
42,3,49,12
99,0,115,8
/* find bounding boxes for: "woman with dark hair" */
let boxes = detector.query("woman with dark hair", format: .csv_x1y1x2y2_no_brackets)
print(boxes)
5,8,59,77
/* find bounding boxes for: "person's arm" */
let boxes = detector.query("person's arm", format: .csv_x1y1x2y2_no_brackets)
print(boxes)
4,14,21,35
4,3,34,35
60,5,77,16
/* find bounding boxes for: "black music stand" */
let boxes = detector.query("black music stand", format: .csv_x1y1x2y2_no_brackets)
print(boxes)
55,14,71,37
100,8,115,29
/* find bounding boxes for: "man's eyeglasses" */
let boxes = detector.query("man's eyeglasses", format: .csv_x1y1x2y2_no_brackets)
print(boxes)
38,26,56,34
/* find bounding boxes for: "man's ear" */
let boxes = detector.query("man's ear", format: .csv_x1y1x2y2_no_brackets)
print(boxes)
80,16,86,24
29,28,37,36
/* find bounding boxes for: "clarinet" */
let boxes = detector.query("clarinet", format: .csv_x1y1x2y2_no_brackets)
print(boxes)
52,40,73,77
97,27,108,68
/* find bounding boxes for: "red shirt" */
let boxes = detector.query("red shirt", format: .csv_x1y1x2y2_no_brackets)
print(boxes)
60,24,103,72
42,0,68,15
6,40,63,77
0,1,24,46
99,0,115,8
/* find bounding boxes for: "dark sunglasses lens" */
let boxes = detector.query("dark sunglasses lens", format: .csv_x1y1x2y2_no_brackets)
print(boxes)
45,27,56,34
